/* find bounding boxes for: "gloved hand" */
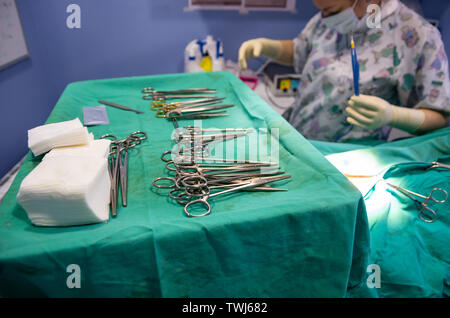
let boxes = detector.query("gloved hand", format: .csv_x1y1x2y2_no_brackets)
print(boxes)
345,94,426,133
238,38,281,70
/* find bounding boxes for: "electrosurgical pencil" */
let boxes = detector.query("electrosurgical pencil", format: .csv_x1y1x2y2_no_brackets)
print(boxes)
350,33,360,96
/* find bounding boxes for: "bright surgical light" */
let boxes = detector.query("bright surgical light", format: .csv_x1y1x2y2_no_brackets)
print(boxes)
325,150,387,180
324,150,410,225
325,149,426,227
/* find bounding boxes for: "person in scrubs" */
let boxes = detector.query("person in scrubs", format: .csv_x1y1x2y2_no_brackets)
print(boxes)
238,0,450,142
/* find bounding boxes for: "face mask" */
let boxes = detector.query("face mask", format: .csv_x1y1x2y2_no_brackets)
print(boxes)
322,0,364,34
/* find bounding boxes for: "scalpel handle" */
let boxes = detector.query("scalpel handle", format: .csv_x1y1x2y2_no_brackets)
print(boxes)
99,100,144,114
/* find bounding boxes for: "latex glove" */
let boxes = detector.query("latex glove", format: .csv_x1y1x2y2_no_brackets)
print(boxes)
346,94,425,133
238,38,281,70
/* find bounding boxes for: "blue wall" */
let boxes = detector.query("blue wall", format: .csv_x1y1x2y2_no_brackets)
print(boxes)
0,0,317,178
1,0,450,178
420,0,450,56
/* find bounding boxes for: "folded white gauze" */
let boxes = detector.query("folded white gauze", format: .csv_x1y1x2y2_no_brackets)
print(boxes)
28,118,90,156
45,138,111,160
17,141,111,227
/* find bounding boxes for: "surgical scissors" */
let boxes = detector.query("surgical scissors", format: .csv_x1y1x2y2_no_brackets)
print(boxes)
385,182,448,223
153,162,280,189
183,175,291,217
156,166,286,206
168,174,287,201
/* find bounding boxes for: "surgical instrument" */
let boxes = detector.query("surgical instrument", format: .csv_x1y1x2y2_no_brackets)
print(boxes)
176,132,250,147
153,162,280,188
351,33,360,96
172,155,275,165
155,102,233,118
142,87,216,94
385,182,448,223
427,161,450,170
184,175,291,217
166,111,229,120
335,33,359,142
164,105,233,120
100,131,147,216
153,166,281,190
153,156,287,216
98,100,144,114
145,94,219,101
151,97,225,110
183,126,250,134
142,87,217,101
152,116,289,217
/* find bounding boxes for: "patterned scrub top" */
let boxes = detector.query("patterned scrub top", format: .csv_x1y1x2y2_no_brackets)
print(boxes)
283,0,450,142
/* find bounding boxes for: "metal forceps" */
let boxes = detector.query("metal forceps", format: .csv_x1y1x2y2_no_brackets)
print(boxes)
173,127,251,142
154,168,285,204
184,175,291,217
101,131,147,216
146,94,219,101
166,156,276,169
160,144,210,163
151,97,224,111
179,167,283,191
163,128,244,163
427,161,450,170
163,162,279,188
159,159,276,178
165,105,233,120
153,160,278,188
155,101,231,118
178,163,279,181
385,182,448,223
142,87,217,100
162,129,248,162
176,132,250,150
183,126,249,134
169,171,287,203
142,87,216,94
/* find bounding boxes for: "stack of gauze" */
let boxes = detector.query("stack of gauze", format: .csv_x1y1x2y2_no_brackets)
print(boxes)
28,118,90,156
17,119,112,227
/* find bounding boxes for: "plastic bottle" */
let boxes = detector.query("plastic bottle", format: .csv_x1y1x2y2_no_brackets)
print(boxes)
200,51,213,72
213,38,225,71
